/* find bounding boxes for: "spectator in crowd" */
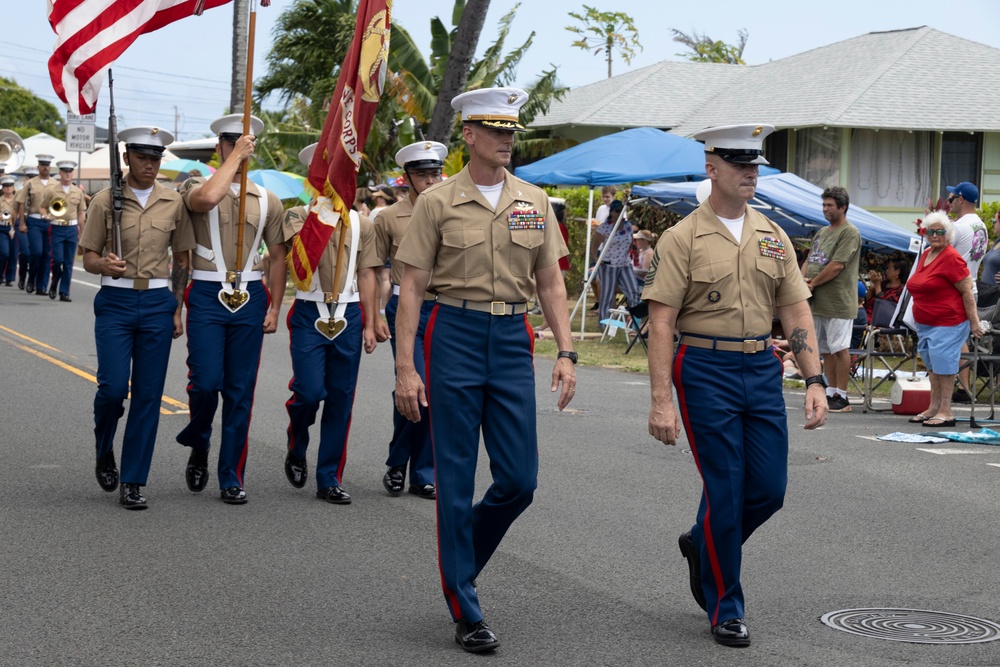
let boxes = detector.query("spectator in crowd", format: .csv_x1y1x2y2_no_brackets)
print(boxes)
593,199,641,320
632,229,656,287
850,280,867,349
802,186,862,413
947,182,987,402
975,211,1000,309
864,256,910,322
905,211,983,428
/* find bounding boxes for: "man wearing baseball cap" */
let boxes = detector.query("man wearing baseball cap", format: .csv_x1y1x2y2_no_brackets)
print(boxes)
946,180,987,402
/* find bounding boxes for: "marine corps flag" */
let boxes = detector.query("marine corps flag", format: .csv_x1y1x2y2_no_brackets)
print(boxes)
288,0,391,290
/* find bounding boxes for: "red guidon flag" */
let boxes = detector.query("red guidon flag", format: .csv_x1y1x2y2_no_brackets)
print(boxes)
47,0,263,114
288,0,390,290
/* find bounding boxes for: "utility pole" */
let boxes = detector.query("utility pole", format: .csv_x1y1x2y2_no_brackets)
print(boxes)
174,106,180,139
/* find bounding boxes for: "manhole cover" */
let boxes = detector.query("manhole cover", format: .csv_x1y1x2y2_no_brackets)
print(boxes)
821,608,1000,644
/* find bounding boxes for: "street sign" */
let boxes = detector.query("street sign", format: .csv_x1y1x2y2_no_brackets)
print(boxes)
66,123,96,152
67,112,97,124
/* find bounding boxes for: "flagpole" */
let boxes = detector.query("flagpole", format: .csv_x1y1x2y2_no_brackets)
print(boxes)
231,0,257,299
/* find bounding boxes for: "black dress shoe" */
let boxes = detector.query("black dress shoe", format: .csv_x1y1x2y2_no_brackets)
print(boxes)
185,448,209,492
383,465,405,496
712,618,750,647
408,483,436,499
284,452,307,488
316,486,352,504
119,483,148,510
678,531,707,611
17,278,24,290
59,294,71,303
454,619,500,653
4,280,11,286
25,281,34,293
95,450,119,492
220,487,248,504
48,285,56,299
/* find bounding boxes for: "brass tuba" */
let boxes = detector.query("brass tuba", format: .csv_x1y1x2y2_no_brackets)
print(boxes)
0,130,25,173
1,208,11,223
49,197,69,219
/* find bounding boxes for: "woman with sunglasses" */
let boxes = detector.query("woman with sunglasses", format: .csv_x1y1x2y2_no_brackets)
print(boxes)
905,211,984,427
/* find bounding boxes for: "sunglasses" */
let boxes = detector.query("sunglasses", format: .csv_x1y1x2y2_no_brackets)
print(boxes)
947,195,958,203
926,228,947,237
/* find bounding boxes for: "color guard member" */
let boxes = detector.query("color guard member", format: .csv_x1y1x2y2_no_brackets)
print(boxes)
373,140,448,499
40,160,87,301
15,155,54,294
644,124,827,647
175,113,286,505
80,126,194,509
394,88,576,653
279,143,380,504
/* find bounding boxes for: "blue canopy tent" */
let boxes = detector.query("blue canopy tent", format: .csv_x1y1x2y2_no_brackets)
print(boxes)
514,127,778,185
514,127,779,335
632,173,921,254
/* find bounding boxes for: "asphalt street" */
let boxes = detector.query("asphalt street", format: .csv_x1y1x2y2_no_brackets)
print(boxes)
2,264,1000,666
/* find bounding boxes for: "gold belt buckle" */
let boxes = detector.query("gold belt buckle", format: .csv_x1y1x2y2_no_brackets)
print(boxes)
324,292,337,304
490,301,507,316
225,270,238,283
742,339,758,354
133,278,149,290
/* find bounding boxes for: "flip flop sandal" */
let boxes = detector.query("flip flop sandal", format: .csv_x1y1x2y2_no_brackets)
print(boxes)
908,414,930,423
922,418,957,428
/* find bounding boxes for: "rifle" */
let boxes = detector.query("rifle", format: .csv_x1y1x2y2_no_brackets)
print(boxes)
107,70,124,276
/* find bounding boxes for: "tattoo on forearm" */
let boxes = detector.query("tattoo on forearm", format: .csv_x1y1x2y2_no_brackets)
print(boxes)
788,327,813,355
171,263,188,306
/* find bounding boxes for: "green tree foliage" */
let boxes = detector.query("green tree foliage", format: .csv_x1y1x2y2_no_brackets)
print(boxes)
672,28,748,65
0,77,65,138
565,5,641,78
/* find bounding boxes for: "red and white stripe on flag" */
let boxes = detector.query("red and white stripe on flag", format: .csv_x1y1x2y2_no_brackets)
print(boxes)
47,0,232,114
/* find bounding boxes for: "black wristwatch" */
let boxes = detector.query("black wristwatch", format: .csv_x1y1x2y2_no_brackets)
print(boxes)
805,374,827,389
557,350,578,364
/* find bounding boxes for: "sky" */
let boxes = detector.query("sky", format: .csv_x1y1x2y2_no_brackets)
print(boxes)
3,0,999,142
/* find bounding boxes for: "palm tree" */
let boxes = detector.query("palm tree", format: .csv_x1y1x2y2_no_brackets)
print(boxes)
565,6,641,79
672,28,748,65
428,0,490,143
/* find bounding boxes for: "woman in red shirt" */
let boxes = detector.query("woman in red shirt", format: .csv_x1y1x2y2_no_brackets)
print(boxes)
905,211,984,427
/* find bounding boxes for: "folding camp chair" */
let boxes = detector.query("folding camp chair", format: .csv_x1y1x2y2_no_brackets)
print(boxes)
852,298,918,413
624,301,648,355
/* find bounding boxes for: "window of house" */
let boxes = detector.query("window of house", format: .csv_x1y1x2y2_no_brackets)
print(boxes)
793,127,840,190
939,132,981,198
849,129,933,208
764,130,788,174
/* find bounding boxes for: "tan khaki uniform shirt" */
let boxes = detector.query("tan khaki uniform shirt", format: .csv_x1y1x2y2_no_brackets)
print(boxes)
282,205,382,295
14,176,55,216
395,167,567,303
642,201,810,338
0,195,16,222
39,182,87,223
180,178,284,273
373,196,413,285
80,183,196,280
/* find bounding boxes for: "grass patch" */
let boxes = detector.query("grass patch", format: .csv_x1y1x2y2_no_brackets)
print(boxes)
528,307,649,373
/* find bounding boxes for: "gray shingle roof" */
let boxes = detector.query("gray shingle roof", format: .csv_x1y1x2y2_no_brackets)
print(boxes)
536,27,1000,136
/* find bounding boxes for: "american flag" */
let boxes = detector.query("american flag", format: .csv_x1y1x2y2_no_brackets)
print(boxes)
48,0,238,114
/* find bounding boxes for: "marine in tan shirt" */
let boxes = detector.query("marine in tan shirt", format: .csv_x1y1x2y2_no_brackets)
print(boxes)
643,123,826,649
392,87,576,653
80,126,194,511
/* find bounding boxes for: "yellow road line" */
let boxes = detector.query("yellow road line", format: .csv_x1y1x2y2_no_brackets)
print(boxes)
0,328,188,415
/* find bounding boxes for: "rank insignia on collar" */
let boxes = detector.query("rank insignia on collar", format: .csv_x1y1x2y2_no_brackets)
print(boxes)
708,290,721,303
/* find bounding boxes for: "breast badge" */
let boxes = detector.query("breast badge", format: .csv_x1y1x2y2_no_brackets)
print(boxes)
708,290,721,303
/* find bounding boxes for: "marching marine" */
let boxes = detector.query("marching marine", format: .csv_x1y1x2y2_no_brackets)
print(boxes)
280,142,380,504
39,160,87,301
175,113,286,505
15,155,55,294
80,126,194,509
373,140,448,499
